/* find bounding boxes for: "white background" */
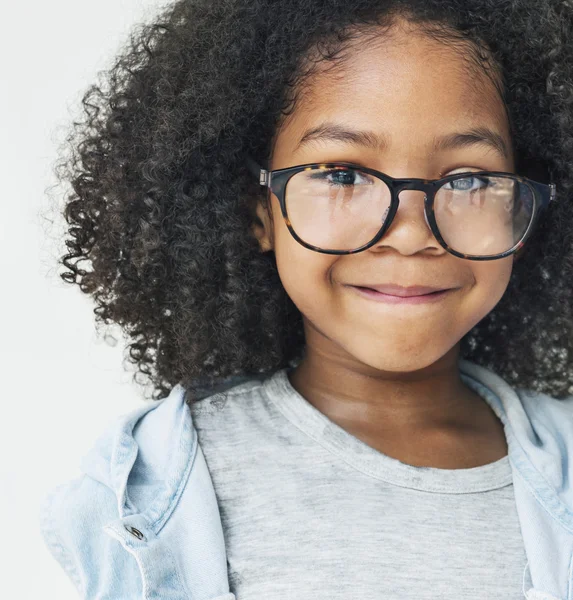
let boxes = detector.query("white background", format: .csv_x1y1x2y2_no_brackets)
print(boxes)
1,1,167,597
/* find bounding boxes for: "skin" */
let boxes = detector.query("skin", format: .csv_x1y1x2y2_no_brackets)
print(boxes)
253,20,516,469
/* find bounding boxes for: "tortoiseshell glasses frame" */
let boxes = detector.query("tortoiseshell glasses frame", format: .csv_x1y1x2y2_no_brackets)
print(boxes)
246,155,557,261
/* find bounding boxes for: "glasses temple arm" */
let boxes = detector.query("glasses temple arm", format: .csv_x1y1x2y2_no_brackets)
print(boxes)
529,178,557,205
245,155,270,187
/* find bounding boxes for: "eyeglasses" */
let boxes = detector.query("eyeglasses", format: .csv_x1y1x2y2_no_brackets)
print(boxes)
246,156,556,261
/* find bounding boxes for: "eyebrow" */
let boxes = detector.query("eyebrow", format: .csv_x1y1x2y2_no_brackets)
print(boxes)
294,122,510,160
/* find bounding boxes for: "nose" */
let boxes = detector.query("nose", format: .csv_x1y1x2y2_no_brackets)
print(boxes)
371,189,443,256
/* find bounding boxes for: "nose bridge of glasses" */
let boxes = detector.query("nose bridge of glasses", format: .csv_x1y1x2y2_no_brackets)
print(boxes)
394,179,433,207
394,178,434,193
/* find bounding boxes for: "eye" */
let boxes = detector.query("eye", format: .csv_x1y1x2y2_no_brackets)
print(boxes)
442,175,490,192
308,168,373,187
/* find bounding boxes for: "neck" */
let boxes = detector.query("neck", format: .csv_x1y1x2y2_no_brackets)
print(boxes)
288,340,485,437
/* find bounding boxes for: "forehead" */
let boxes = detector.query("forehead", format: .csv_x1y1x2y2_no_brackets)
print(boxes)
276,25,509,151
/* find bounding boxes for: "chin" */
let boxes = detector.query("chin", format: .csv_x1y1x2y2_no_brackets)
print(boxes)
350,344,456,374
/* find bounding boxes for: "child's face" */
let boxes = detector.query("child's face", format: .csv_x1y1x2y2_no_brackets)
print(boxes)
255,23,515,373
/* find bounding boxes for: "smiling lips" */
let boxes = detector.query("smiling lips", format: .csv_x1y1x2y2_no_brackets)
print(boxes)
347,283,455,304
353,284,451,297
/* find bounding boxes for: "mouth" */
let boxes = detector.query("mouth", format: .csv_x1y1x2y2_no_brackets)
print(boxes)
345,284,455,305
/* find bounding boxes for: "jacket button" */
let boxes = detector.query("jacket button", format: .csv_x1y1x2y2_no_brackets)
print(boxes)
125,525,145,541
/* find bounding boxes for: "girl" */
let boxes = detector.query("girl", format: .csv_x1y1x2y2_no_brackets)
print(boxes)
41,0,573,599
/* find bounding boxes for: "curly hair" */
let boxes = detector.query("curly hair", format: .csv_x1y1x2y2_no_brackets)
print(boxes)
56,0,573,400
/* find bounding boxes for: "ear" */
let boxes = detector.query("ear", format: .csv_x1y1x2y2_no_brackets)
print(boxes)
251,197,274,253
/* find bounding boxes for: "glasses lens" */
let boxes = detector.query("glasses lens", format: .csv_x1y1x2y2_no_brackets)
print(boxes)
285,166,391,251
434,174,535,256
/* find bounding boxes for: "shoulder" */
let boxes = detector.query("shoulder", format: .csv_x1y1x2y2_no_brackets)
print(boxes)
515,386,573,442
39,384,187,597
39,376,265,597
460,359,573,421
189,375,266,421
188,376,270,469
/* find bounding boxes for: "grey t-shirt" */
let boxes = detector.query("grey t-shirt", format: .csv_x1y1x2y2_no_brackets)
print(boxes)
190,368,527,599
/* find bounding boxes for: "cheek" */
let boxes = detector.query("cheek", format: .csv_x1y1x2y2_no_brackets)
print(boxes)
270,198,337,313
275,240,335,314
464,257,513,326
472,258,513,301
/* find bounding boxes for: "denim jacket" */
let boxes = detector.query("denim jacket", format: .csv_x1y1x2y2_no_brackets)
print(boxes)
40,360,573,600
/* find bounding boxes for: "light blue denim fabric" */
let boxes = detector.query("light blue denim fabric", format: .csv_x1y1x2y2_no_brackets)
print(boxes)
40,359,573,600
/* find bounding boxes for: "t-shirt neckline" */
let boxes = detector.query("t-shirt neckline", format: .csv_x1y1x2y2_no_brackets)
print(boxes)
262,367,513,494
